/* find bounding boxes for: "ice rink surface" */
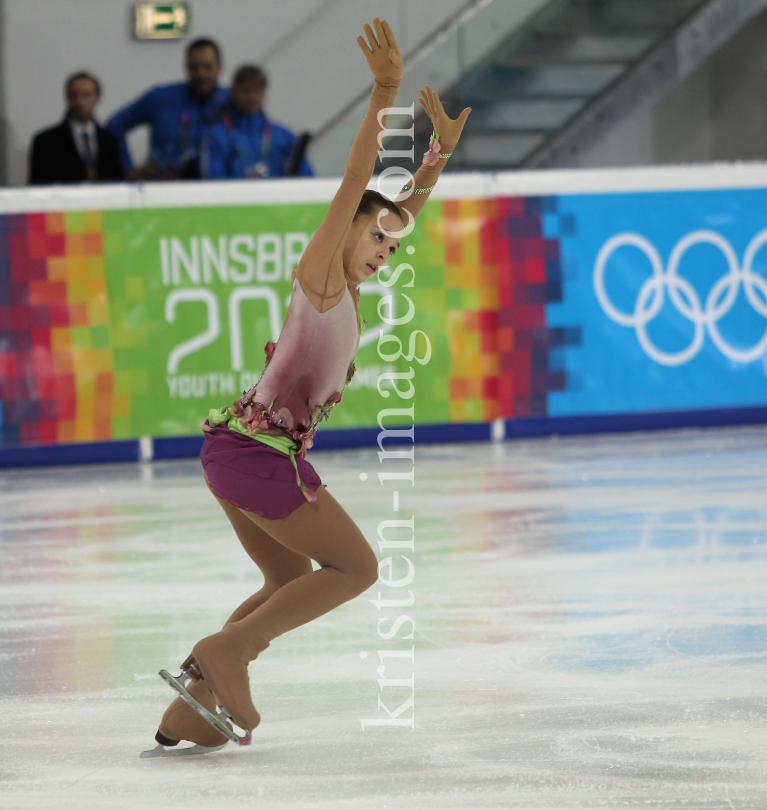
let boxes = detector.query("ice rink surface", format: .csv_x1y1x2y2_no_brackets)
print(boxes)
1,426,766,810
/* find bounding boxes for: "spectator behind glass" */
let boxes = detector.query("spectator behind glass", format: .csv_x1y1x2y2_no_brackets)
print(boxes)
29,72,124,185
201,65,313,180
106,38,227,180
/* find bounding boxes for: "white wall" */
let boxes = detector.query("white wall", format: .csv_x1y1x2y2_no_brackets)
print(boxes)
572,6,767,169
1,0,469,186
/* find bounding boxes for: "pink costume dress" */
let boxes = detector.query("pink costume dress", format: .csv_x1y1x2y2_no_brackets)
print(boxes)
200,275,360,519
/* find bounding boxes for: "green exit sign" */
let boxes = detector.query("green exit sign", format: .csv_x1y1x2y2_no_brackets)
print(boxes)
134,3,191,39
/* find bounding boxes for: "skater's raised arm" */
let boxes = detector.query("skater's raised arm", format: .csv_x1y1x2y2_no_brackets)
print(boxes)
297,18,403,311
393,86,471,226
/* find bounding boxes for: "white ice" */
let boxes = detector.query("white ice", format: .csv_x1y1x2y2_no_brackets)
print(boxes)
1,427,767,809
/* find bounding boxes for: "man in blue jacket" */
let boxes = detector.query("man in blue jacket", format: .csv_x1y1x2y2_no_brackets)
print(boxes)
201,65,312,180
107,38,228,180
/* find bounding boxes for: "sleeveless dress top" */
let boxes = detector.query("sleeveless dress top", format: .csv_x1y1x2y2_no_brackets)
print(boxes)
225,275,359,454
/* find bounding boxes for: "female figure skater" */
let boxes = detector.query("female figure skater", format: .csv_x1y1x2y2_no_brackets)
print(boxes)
149,17,471,753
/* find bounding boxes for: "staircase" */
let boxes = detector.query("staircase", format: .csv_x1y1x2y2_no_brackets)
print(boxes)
455,0,708,169
309,0,767,176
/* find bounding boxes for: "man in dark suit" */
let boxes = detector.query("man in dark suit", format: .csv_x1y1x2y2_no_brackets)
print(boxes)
29,72,124,184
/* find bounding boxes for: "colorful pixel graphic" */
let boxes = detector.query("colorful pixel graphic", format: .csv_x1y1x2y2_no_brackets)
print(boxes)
0,211,121,445
0,197,573,449
442,198,499,423
442,195,574,423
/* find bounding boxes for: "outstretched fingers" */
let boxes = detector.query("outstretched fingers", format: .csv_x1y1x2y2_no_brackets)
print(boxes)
357,35,372,57
362,22,378,51
428,85,445,115
419,88,433,118
373,17,387,48
358,18,404,82
381,19,400,54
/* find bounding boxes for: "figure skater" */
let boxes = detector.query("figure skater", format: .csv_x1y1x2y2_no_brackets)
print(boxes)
146,17,471,755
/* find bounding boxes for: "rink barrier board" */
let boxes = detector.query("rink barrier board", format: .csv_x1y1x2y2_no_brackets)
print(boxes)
2,405,767,468
0,437,139,468
3,167,767,464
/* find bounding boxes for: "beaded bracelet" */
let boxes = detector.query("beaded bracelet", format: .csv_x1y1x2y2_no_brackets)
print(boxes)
401,183,436,195
440,152,453,159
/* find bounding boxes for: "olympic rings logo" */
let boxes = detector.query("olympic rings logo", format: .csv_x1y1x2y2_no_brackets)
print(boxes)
593,230,767,366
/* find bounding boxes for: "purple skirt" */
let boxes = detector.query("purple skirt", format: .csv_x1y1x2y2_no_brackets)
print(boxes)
200,426,325,520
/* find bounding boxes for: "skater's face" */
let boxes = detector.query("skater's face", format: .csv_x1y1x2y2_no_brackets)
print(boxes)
343,209,402,286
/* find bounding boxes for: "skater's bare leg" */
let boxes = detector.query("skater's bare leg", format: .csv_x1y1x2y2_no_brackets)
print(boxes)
158,481,313,745
192,486,378,731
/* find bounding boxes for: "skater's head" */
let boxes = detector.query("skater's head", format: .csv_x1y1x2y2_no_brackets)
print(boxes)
343,190,404,286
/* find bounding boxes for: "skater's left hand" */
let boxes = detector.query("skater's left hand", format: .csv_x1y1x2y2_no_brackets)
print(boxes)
418,85,471,150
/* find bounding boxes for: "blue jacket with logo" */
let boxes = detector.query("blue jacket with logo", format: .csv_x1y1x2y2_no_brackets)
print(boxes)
106,81,228,178
201,107,312,180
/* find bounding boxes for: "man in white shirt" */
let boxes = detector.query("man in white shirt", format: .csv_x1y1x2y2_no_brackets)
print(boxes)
29,72,124,184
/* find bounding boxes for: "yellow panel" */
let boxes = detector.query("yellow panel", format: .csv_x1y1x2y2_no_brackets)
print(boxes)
112,393,131,418
82,210,102,231
85,255,104,277
479,286,498,309
462,262,480,287
50,327,71,352
426,220,441,242
73,350,96,376
451,354,471,377
449,399,466,422
463,240,480,269
464,399,484,421
447,320,465,358
66,255,87,280
444,264,464,288
88,300,109,325
464,332,480,358
67,280,88,304
86,277,106,299
92,349,113,373
74,421,95,442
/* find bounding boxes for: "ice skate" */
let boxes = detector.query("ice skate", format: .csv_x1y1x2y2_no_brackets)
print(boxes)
139,675,234,758
154,653,253,748
191,629,262,734
139,730,229,759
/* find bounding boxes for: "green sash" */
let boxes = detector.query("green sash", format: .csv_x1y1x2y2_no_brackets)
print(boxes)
207,406,308,494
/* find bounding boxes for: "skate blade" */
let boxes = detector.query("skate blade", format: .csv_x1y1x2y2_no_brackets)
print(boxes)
159,669,252,747
140,742,228,759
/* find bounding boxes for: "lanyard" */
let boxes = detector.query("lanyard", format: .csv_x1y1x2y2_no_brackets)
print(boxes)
222,109,272,177
174,91,222,172
179,107,190,156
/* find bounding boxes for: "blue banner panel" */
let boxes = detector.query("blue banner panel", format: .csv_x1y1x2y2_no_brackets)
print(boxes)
545,188,767,416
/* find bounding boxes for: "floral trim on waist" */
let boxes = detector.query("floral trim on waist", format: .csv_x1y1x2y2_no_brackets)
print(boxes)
208,340,357,459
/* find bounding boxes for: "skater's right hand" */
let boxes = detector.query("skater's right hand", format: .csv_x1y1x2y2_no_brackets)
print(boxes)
357,18,403,87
